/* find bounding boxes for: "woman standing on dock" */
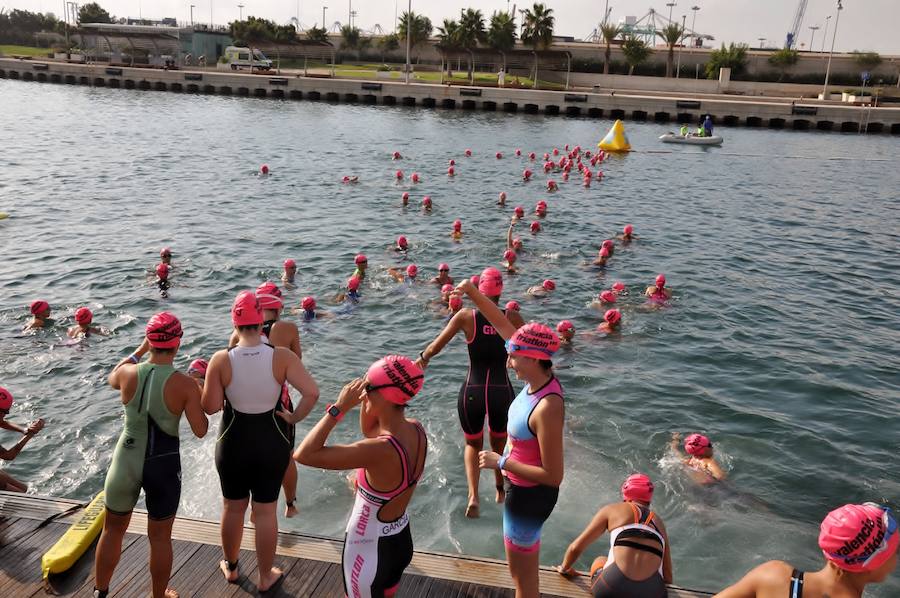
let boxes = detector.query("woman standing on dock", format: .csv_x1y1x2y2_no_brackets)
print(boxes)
456,279,565,598
201,291,319,593
94,313,208,598
416,267,524,518
295,355,427,598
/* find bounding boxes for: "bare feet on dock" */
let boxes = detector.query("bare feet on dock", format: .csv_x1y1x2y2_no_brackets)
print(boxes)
465,498,480,518
219,560,239,583
164,589,180,598
258,567,284,593
495,485,506,504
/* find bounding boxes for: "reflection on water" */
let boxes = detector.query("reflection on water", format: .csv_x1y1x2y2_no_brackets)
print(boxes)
1,79,898,594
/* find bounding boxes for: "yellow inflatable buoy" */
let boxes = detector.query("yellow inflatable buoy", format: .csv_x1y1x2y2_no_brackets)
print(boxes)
598,119,631,152
0,212,9,220
41,492,106,580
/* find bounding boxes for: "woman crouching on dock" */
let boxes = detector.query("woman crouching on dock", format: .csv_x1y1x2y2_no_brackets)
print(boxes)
455,278,564,598
295,355,427,598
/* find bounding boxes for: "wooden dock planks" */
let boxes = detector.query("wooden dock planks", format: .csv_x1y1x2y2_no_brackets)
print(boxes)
0,492,713,597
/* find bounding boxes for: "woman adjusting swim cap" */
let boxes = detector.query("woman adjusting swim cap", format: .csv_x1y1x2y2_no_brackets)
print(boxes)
231,291,263,327
819,503,899,573
365,355,424,406
621,473,654,503
145,312,183,349
506,322,560,360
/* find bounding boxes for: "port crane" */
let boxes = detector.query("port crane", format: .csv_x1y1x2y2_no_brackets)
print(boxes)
785,0,808,49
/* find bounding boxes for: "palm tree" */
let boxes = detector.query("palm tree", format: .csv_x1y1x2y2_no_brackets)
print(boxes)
306,26,329,43
398,11,433,64
705,43,748,79
768,48,799,82
599,23,620,75
437,18,462,77
340,25,360,50
487,11,516,73
621,35,650,75
521,3,554,88
458,8,486,83
658,23,684,77
377,33,399,63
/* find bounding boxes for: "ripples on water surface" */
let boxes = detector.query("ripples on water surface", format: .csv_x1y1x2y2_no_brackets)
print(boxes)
1,79,899,594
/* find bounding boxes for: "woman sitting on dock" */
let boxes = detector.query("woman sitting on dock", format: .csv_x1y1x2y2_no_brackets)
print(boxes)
714,502,898,598
557,473,673,597
295,355,427,598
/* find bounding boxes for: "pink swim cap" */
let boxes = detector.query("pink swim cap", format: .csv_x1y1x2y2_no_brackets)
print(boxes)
449,295,463,311
30,300,50,316
505,300,520,312
536,200,547,208
392,151,401,159
160,247,172,257
621,474,654,504
512,238,523,250
406,264,418,278
547,180,557,189
301,296,316,311
599,247,610,258
397,235,408,248
656,274,666,288
612,281,626,293
542,279,556,291
599,290,617,303
449,158,455,165
355,254,368,266
365,355,424,405
819,503,899,573
453,219,462,231
438,263,450,272
283,258,296,269
342,176,350,183
423,196,432,207
231,290,263,327
447,166,455,175
624,224,634,235
146,312,183,349
553,148,559,155
602,239,614,250
74,307,93,325
470,274,480,285
514,206,525,217
402,191,410,201
683,433,711,456
515,148,522,156
348,276,361,291
156,263,170,279
556,320,574,333
260,164,269,174
0,387,13,411
530,221,541,232
256,281,283,310
188,359,208,376
523,169,532,180
465,149,472,156
395,170,404,179
604,309,622,325
479,267,504,297
503,249,517,263
441,283,453,293
507,323,560,360
543,152,550,160
496,152,503,159
411,172,420,182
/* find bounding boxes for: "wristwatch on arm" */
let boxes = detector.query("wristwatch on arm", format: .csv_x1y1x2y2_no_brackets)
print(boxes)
325,403,344,422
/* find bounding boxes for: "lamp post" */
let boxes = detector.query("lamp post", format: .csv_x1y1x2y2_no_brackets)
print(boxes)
602,0,609,25
404,0,411,83
822,0,843,100
210,0,213,27
821,15,831,52
666,1,676,22
191,4,196,25
808,25,819,52
689,5,699,52
236,3,242,20
676,14,686,78
348,0,351,28
322,5,327,28
758,37,765,49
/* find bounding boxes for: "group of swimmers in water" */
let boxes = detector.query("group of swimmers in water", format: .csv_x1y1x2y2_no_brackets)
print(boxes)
3,143,897,598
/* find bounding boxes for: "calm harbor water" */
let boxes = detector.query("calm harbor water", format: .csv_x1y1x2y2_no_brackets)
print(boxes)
1,79,899,594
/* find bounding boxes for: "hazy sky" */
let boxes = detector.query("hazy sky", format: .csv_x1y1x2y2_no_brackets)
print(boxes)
10,0,900,54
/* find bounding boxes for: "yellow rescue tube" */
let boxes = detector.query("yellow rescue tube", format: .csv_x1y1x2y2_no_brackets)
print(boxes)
0,212,9,220
598,119,631,152
41,492,106,580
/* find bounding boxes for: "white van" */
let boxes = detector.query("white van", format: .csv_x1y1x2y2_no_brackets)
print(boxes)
222,46,273,71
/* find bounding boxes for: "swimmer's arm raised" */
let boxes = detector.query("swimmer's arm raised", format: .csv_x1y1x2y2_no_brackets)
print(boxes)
457,280,517,339
559,505,611,573
108,339,149,388
418,310,466,368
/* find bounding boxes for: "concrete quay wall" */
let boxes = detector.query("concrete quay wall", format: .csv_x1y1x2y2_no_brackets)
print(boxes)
2,58,899,135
